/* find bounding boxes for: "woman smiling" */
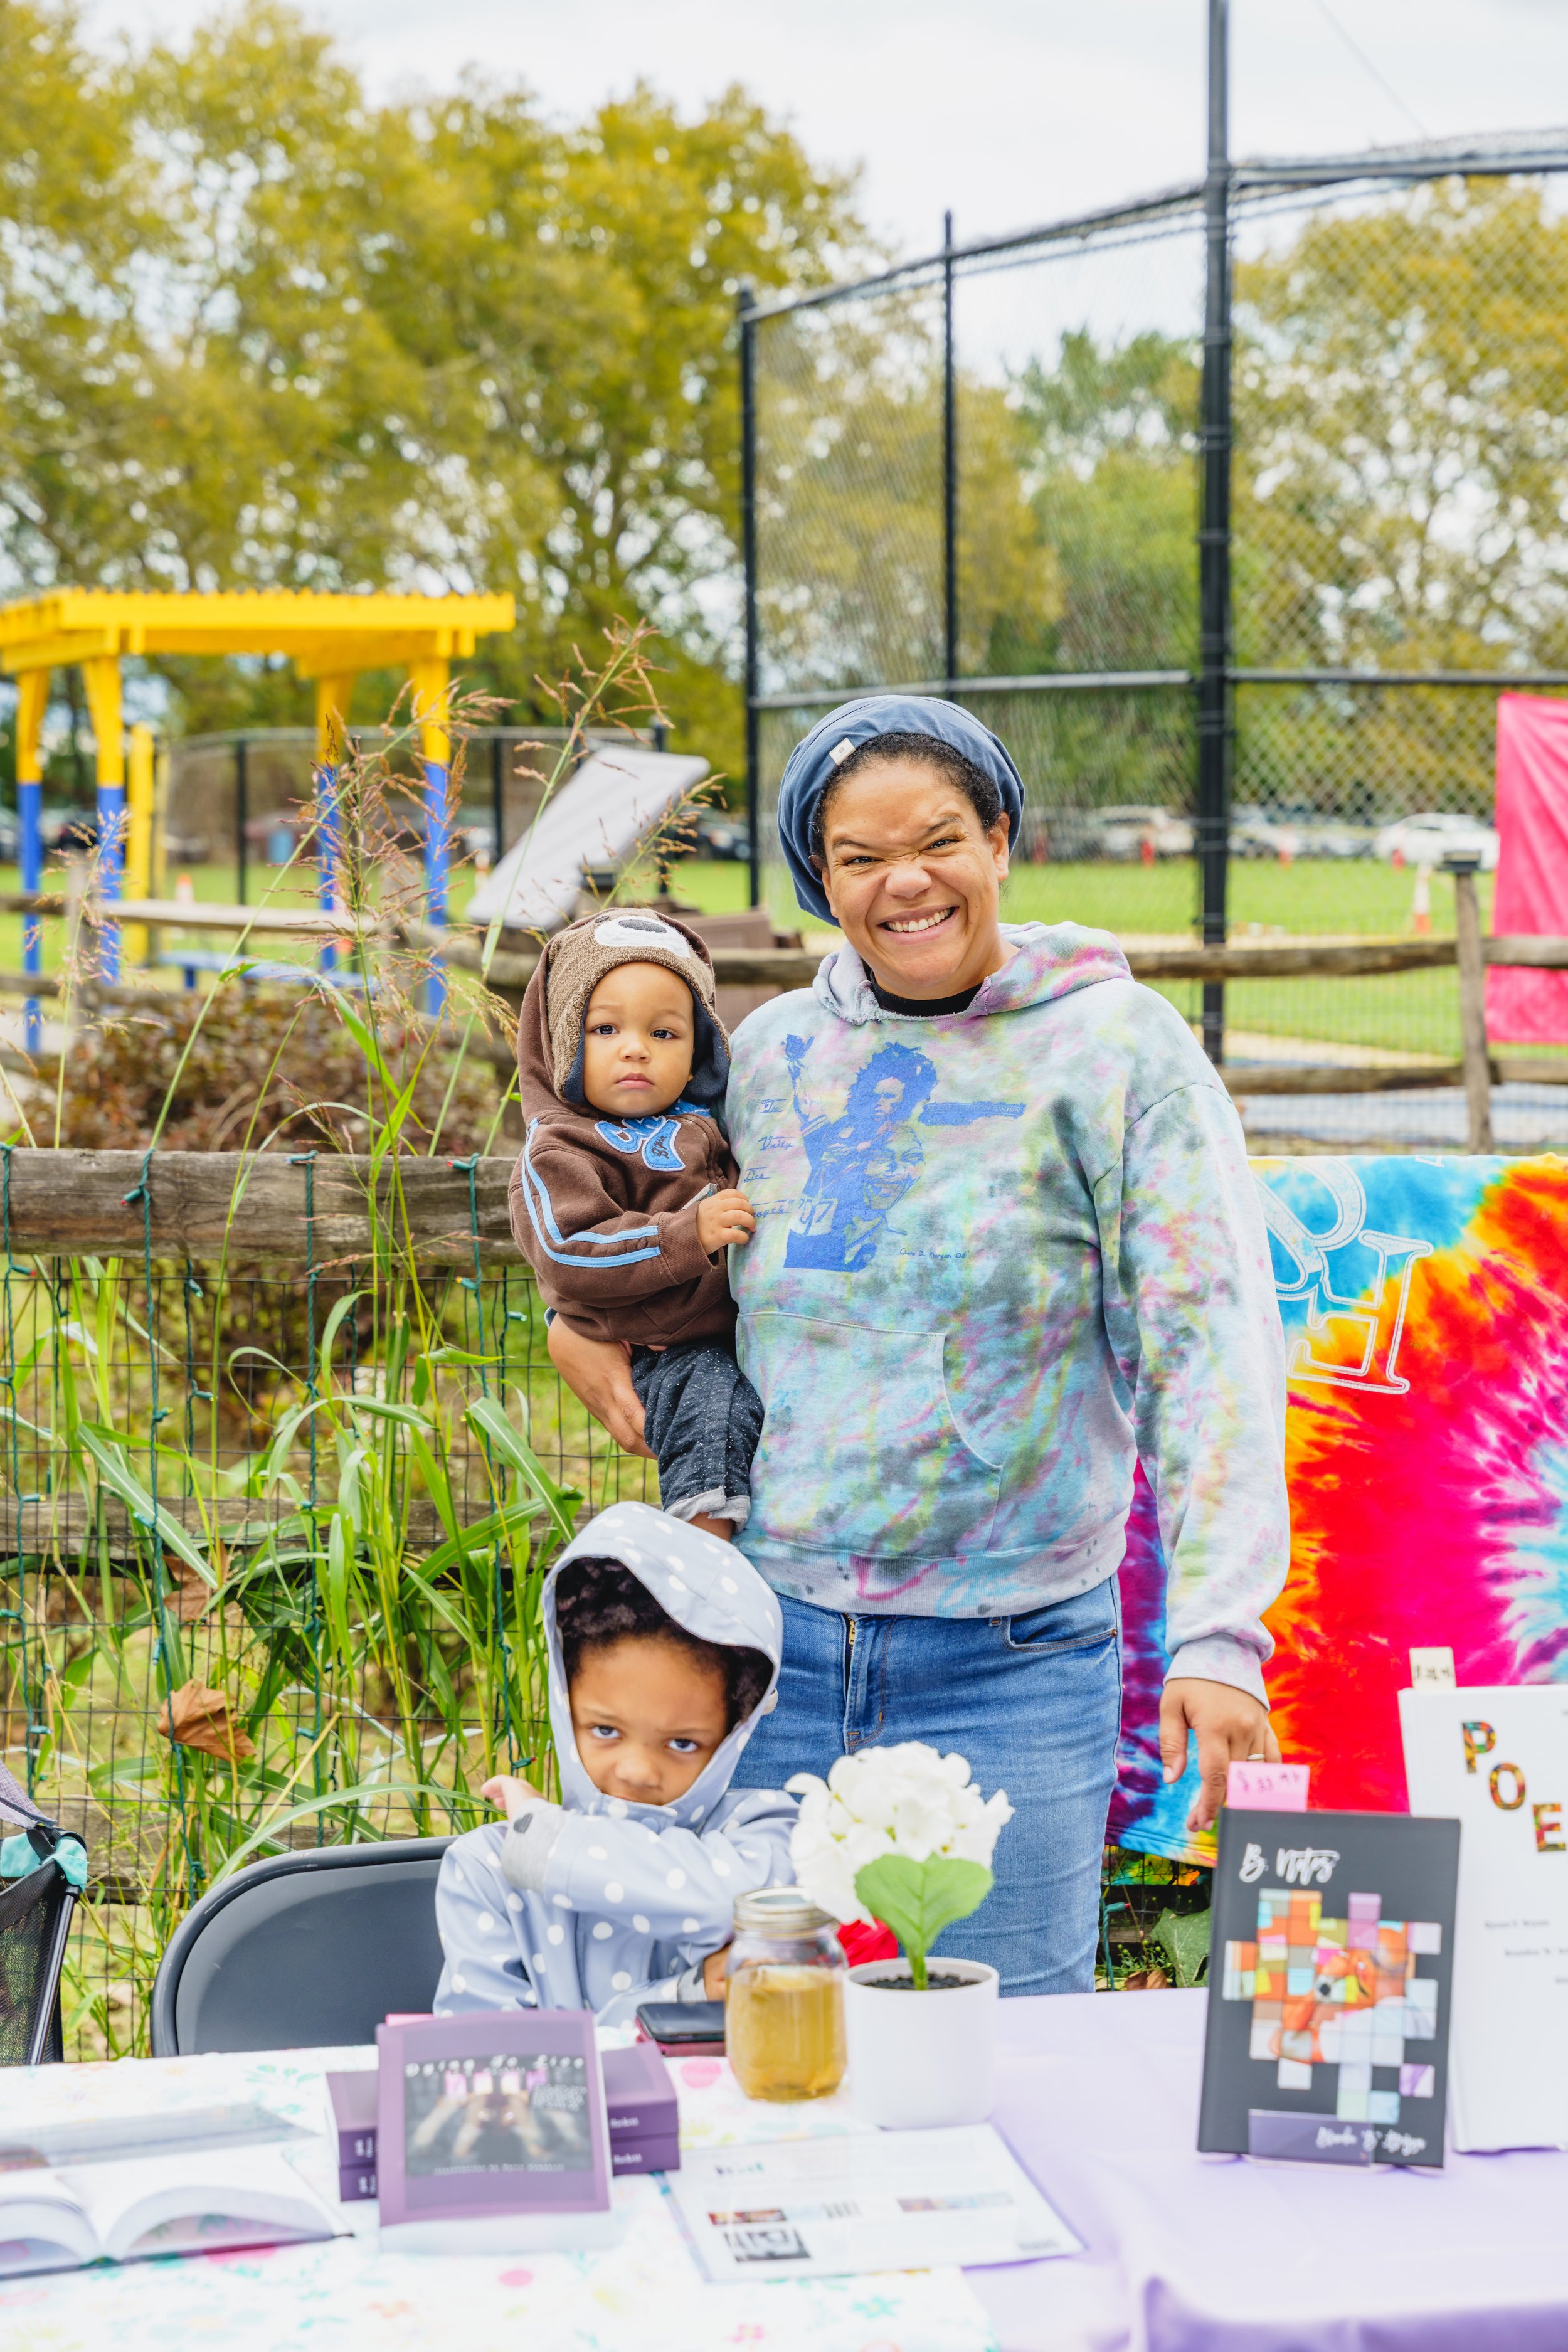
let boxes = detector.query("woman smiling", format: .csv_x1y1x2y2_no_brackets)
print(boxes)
548,695,1288,1994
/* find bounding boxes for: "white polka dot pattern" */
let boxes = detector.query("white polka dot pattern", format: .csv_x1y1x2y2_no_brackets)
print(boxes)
592,1920,613,1939
604,1880,623,1902
665,1868,686,1889
611,1970,632,1991
546,1923,565,1946
476,1912,494,1934
633,1914,650,1933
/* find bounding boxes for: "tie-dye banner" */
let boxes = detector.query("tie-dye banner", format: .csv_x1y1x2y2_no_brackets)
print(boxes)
1111,1154,1568,1863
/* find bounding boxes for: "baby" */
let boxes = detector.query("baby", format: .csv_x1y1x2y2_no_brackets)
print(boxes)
510,909,761,1537
434,1502,797,2023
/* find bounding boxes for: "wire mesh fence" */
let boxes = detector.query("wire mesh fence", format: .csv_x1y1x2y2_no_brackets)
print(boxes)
745,142,1568,1153
0,1231,656,2058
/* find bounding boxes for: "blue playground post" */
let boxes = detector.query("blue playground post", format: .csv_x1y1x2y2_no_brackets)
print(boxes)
317,761,341,977
411,659,451,1020
18,775,41,1056
423,752,449,1018
83,657,124,982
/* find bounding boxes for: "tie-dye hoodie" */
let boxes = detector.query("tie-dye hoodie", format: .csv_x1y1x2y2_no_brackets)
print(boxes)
725,922,1288,1702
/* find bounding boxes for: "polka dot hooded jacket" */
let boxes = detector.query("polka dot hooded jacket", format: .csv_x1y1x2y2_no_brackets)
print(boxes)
433,1502,798,2025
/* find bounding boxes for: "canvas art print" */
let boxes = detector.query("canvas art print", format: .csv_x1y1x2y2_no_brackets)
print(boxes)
1198,1808,1459,2168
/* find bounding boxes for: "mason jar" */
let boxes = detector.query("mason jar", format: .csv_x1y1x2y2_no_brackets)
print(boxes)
724,1887,847,2102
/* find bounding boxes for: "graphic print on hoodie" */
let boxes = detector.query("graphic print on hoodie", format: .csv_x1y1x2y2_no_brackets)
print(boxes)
724,921,1290,1700
433,1503,797,2026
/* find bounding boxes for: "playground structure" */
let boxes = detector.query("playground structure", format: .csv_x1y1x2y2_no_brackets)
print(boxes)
0,589,514,1032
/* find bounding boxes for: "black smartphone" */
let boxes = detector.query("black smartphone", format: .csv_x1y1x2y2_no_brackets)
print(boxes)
635,2000,726,2053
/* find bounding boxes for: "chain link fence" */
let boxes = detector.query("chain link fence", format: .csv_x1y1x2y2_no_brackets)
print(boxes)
744,136,1568,1150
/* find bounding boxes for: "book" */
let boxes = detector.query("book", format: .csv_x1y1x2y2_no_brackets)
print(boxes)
1401,1683,1568,2151
375,2011,619,2252
0,2144,341,2279
1197,1806,1459,2169
326,2042,681,2201
666,2124,1079,2281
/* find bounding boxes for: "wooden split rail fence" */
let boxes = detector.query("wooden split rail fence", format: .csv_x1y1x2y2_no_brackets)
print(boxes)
5,870,1564,1148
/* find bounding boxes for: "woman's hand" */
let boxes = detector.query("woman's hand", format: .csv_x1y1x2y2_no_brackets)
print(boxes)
482,1772,544,1821
545,1316,653,1458
1159,1678,1281,1833
696,1188,756,1255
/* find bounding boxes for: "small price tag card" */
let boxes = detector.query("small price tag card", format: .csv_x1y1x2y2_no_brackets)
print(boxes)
1226,1761,1310,1812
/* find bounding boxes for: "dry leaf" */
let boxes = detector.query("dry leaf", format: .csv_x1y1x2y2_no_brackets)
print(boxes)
157,1680,255,1762
1120,1965,1172,1992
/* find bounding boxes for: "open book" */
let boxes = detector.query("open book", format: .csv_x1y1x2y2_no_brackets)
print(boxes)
0,2144,342,2277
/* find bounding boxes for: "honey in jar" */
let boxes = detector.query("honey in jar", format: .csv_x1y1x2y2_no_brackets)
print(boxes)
724,1887,847,2102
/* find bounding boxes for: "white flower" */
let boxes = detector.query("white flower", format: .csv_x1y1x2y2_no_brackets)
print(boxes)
787,1742,1014,1923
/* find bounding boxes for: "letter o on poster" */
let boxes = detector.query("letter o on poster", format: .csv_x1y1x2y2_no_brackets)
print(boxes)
1490,1762,1528,1812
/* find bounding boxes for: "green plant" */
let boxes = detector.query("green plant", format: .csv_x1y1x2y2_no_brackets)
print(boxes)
852,1855,994,1992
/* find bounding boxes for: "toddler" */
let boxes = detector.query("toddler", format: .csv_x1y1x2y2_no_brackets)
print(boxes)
434,1501,797,2024
510,909,761,1537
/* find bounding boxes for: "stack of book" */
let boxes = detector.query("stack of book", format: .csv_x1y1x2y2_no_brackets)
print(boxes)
326,2042,680,2203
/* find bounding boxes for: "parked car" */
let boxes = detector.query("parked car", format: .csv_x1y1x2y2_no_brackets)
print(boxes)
1231,803,1372,860
1372,812,1500,871
1084,805,1195,861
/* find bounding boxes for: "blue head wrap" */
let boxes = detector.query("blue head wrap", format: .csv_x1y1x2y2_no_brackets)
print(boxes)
775,695,1025,924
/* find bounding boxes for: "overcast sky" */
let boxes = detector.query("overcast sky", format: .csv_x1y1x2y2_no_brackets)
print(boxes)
89,0,1568,262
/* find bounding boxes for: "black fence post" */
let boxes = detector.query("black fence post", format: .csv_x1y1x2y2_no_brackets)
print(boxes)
235,734,248,906
1197,0,1232,1064
739,283,761,913
943,210,958,692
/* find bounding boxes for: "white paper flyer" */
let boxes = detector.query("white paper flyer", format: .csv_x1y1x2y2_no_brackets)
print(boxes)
665,2124,1080,2282
1400,1683,1568,2151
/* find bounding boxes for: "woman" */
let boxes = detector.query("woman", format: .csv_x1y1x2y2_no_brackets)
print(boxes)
548,695,1287,1994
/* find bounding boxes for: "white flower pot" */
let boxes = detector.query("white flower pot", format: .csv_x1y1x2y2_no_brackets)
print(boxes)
843,1957,999,2128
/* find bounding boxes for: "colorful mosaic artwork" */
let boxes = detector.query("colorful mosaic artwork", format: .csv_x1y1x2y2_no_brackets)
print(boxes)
1222,1890,1442,2124
1112,1154,1568,1862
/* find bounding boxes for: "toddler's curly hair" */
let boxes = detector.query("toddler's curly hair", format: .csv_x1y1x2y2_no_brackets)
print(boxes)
553,1557,772,1732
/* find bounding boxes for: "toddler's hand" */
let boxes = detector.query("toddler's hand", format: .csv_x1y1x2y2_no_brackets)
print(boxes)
482,1772,543,1821
702,1947,731,2000
697,1189,756,1254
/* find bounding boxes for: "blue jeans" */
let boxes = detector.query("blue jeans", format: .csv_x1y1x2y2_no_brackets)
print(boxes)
731,1581,1121,1996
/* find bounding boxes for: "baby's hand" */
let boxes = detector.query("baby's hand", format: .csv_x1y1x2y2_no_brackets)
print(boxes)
702,1947,731,2000
697,1189,756,1254
482,1772,543,1821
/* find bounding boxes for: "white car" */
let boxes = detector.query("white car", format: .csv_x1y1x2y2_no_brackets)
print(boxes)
1372,812,1500,871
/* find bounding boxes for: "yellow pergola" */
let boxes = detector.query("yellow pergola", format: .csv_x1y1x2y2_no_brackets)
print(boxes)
0,588,514,995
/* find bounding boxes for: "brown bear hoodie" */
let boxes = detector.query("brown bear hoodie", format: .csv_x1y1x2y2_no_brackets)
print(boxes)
509,910,739,1348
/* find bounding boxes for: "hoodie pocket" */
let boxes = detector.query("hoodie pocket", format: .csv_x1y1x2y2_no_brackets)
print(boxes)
744,1313,1002,1560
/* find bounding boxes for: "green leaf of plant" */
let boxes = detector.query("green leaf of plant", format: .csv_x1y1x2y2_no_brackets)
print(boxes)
852,1855,994,1979
78,1428,214,1584
1150,1904,1212,1989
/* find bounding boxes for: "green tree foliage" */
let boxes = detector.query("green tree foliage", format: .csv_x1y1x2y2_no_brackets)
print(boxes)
0,1,863,777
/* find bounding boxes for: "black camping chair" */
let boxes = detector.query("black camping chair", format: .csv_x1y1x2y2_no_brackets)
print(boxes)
150,1836,453,2058
0,1761,85,2067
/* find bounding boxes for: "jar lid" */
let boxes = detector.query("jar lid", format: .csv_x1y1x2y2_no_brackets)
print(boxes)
733,1886,836,1936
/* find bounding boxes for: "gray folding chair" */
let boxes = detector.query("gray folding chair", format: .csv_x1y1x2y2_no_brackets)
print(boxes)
0,1761,85,2066
150,1836,453,2057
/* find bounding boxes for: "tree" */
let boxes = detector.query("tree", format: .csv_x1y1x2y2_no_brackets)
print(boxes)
0,3,865,783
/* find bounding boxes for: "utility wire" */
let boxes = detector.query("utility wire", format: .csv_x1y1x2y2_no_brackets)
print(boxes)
1311,0,1429,141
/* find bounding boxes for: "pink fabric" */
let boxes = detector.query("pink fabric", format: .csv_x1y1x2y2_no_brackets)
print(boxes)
975,1990,1568,2351
1486,691,1568,1041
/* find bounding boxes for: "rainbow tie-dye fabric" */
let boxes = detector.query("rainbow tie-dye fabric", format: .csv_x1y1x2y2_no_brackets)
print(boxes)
1112,1153,1568,1862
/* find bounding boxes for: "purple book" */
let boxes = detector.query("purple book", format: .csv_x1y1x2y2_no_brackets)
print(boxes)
601,2043,677,2141
327,2042,680,2200
326,2070,378,2169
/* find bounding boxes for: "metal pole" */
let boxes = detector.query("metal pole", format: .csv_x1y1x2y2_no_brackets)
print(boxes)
235,734,249,906
739,283,762,914
1197,0,1232,1066
943,209,958,691
490,730,505,866
1449,858,1494,1152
